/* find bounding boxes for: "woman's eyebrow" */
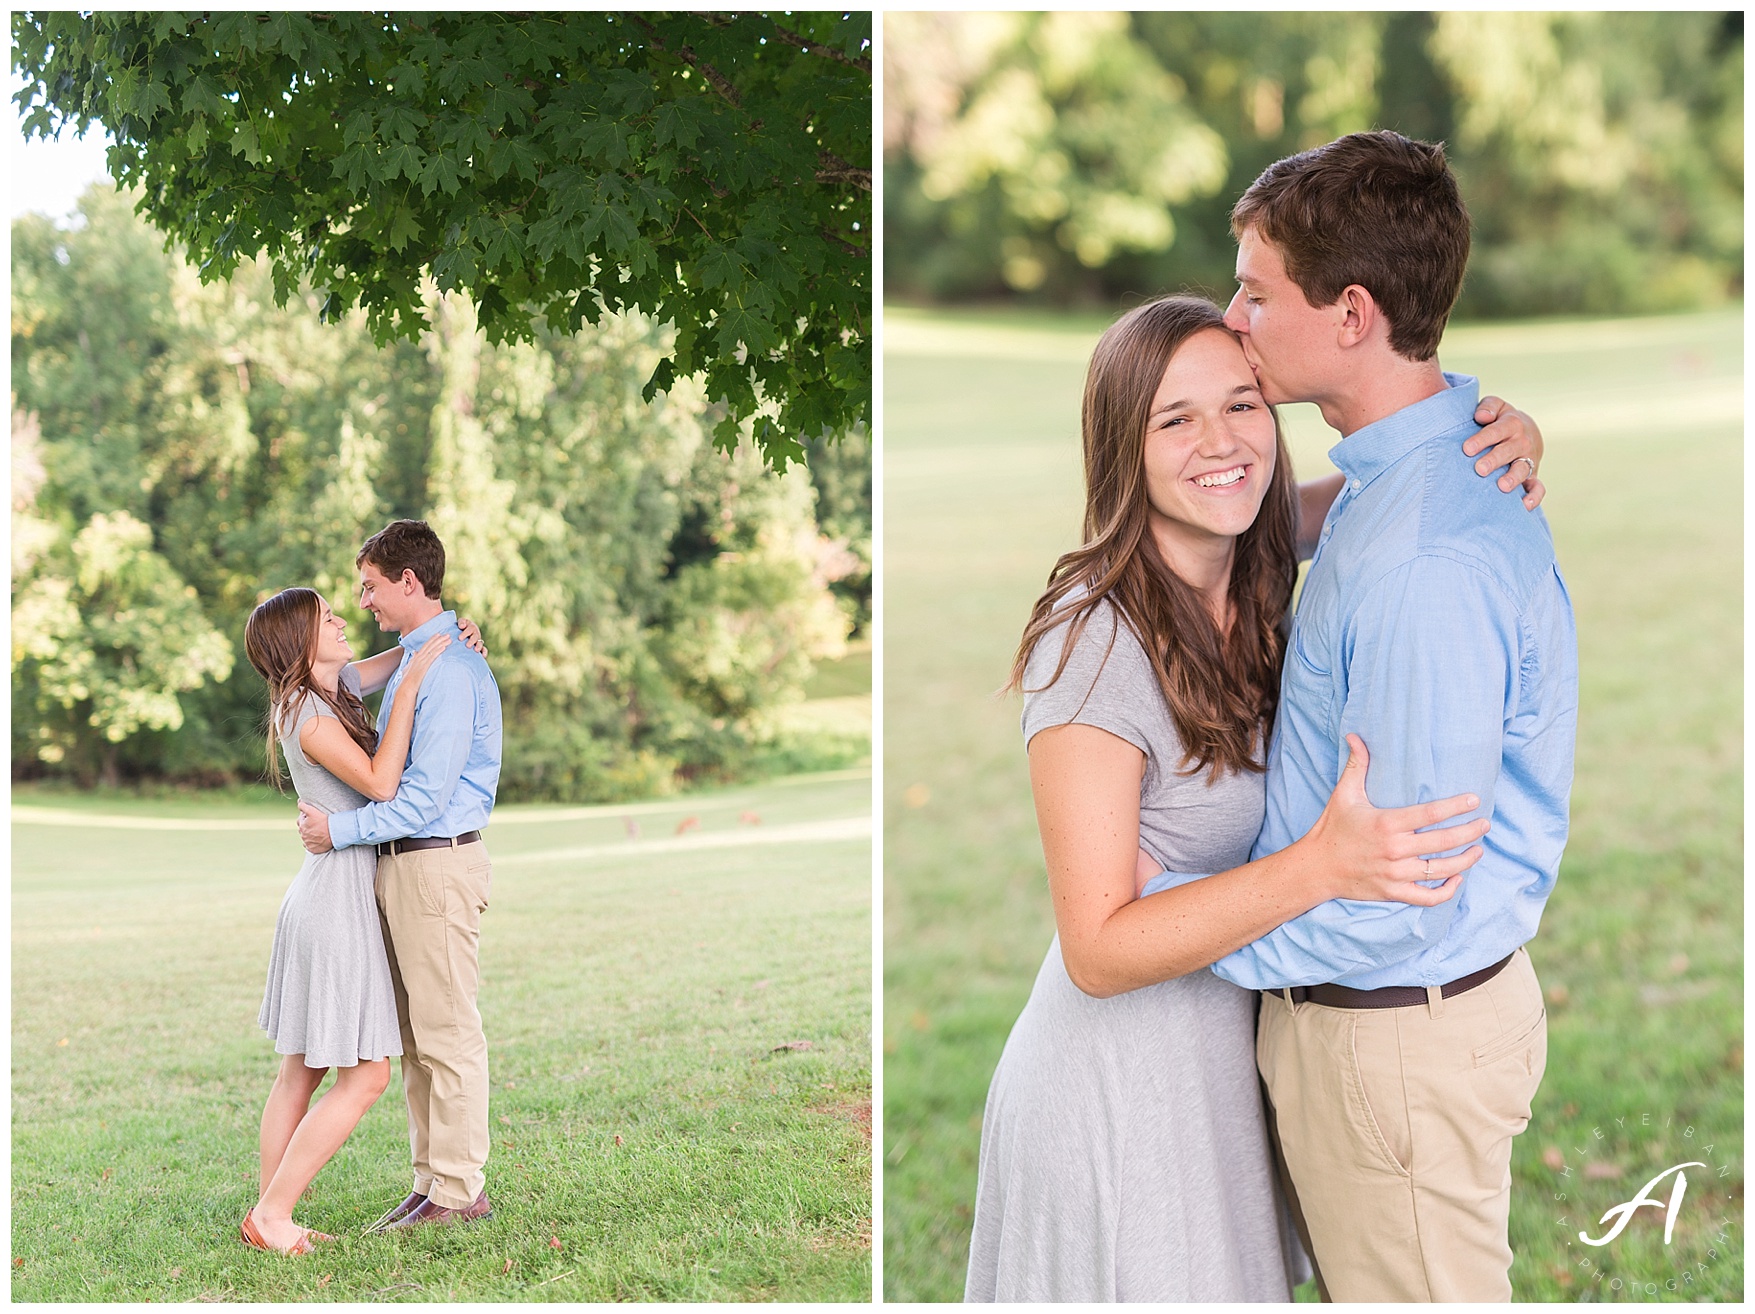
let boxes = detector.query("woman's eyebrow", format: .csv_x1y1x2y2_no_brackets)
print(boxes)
1149,384,1258,417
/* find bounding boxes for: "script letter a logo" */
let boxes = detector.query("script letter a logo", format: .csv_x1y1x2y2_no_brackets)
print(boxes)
1578,1162,1706,1248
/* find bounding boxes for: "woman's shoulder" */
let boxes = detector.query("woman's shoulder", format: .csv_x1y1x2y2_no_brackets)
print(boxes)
1022,595,1152,691
1020,594,1162,751
277,688,333,742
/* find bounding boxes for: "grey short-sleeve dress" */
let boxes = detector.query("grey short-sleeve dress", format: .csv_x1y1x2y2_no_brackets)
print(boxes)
257,685,402,1069
964,600,1307,1302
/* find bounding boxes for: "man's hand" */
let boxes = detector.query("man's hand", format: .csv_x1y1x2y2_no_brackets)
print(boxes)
297,801,334,854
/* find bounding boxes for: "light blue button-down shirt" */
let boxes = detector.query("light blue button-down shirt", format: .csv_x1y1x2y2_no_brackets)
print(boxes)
1146,375,1578,990
327,609,503,850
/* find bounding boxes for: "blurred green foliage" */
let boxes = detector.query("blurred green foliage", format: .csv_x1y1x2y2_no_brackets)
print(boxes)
884,12,1743,317
11,186,870,797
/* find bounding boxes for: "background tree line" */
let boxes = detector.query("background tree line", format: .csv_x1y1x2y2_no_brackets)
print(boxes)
884,11,1743,317
12,186,871,799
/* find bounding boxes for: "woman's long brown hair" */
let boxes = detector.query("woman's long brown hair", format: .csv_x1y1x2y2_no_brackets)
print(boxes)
1007,295,1299,778
243,587,379,789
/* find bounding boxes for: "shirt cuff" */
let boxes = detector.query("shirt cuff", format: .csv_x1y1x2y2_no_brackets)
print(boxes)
327,808,363,850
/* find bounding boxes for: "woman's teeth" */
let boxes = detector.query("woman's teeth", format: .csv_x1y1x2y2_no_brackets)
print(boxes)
1194,467,1246,488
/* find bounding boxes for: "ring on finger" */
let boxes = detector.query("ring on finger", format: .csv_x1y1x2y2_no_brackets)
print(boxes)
1423,858,1432,880
1512,456,1536,479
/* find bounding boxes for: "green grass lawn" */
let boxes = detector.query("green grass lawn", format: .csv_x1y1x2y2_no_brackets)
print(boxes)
882,304,1743,1301
13,769,872,1302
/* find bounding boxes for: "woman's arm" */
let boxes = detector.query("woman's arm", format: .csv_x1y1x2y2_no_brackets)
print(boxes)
1034,726,1487,998
301,634,452,802
349,647,403,698
348,617,486,696
1294,400,1547,563
1295,473,1345,561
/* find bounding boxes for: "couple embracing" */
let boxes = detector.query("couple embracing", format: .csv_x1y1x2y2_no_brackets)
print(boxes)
968,133,1577,1301
239,519,502,1254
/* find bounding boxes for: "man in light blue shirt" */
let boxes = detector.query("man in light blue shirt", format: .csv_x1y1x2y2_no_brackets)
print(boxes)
298,519,503,1232
1211,133,1577,1300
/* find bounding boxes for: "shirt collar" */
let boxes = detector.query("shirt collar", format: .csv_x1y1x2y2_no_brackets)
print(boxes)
399,609,457,651
1328,372,1480,488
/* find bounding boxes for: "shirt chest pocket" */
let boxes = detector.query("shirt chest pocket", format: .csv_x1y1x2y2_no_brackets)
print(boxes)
1285,611,1336,731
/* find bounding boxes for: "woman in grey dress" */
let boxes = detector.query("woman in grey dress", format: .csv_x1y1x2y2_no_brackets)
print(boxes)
238,586,453,1255
966,296,1544,1301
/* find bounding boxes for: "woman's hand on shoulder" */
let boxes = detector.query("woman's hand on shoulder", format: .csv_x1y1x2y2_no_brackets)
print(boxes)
402,633,453,693
1466,397,1546,510
456,617,487,655
1299,735,1487,906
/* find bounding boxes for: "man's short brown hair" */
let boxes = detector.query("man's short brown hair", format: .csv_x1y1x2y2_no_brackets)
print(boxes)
357,519,445,598
1231,130,1470,361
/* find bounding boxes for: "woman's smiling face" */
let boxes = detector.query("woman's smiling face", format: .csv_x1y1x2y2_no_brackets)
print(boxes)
1141,327,1279,563
313,597,353,665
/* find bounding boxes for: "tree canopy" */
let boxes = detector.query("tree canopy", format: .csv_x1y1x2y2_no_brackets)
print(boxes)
13,10,871,466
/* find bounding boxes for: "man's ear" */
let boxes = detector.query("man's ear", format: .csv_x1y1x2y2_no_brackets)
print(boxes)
1336,284,1379,349
399,568,421,596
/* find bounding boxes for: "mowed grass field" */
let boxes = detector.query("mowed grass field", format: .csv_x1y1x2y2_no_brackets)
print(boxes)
882,305,1743,1301
13,768,872,1302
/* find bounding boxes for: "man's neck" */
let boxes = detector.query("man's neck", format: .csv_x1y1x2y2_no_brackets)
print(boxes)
1316,357,1450,438
398,600,446,637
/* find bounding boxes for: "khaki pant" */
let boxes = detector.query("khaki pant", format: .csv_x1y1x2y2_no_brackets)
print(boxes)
1258,947,1547,1302
375,841,493,1210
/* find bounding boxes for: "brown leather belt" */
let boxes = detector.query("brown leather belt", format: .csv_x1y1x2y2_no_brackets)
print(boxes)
1279,952,1515,1010
377,831,482,858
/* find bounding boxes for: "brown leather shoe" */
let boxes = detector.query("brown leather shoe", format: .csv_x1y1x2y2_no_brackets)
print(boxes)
363,1191,427,1235
381,1189,493,1231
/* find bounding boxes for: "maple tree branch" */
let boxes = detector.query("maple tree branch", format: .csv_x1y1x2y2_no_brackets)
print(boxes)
767,20,871,74
815,150,871,191
628,15,743,109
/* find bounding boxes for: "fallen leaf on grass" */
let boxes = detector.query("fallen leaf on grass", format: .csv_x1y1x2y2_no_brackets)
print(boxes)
317,1274,332,1288
168,1268,181,1279
12,1258,22,1269
57,1038,68,1047
1584,1162,1624,1180
675,816,700,835
903,784,930,808
101,1168,112,1182
499,1115,512,1125
1542,1146,1564,1171
613,1134,623,1146
772,1040,814,1052
502,1258,514,1275
549,1237,563,1250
